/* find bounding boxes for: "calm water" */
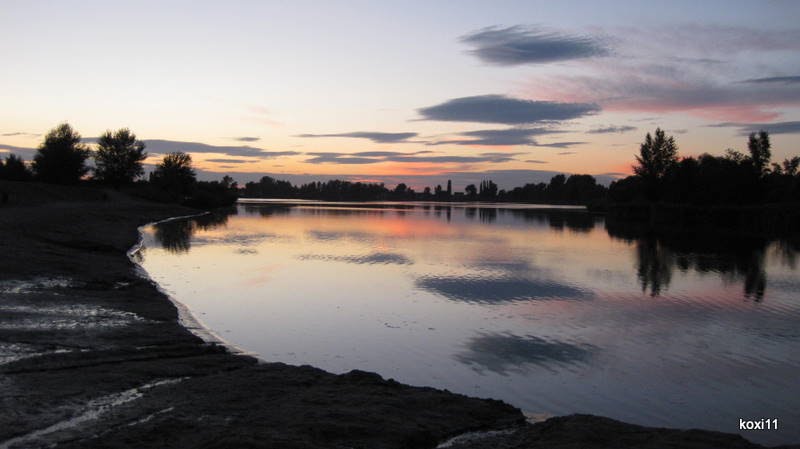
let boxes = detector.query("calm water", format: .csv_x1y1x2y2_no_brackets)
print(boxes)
138,201,800,445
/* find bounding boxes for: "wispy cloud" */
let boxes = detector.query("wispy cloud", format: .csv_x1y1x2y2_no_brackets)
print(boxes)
522,25,800,122
709,121,800,135
245,105,282,127
537,142,585,148
205,158,257,164
304,151,520,165
525,160,548,164
557,151,577,155
232,136,260,142
429,127,562,146
86,139,301,159
418,95,599,125
304,154,380,165
530,70,800,122
586,125,637,134
1,132,40,138
461,25,609,65
652,24,800,53
741,76,800,84
297,131,418,143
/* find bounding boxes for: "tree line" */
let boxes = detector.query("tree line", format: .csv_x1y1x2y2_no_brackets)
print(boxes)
7,123,794,209
241,173,607,204
610,128,799,204
0,123,237,208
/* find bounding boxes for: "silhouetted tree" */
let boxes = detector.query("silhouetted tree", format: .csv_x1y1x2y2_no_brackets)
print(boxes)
221,175,237,189
634,128,678,180
94,128,147,187
33,123,90,184
465,184,477,199
747,130,771,176
633,128,678,200
780,156,800,176
151,152,195,194
479,180,498,199
0,154,32,181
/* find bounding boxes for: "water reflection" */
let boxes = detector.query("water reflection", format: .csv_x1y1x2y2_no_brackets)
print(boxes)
306,230,374,242
139,201,800,445
455,332,595,374
635,238,673,297
415,276,589,303
299,252,413,265
242,204,292,217
153,218,193,254
152,204,798,300
505,209,598,232
605,218,786,299
152,212,230,254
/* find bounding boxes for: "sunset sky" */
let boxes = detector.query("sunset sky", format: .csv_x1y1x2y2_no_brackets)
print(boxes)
2,0,800,189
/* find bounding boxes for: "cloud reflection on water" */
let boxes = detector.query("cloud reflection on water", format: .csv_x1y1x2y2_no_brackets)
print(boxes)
455,332,595,374
415,276,589,303
298,252,413,265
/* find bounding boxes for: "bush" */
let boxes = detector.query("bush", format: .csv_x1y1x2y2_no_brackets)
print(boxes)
0,154,32,181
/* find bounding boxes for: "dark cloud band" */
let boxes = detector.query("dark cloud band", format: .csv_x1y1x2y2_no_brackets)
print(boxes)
741,76,800,84
461,25,609,65
710,121,800,135
418,95,600,125
82,139,300,159
297,131,418,143
304,151,519,165
586,125,637,134
430,127,563,146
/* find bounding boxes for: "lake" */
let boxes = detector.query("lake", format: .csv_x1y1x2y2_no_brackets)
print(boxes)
137,201,800,445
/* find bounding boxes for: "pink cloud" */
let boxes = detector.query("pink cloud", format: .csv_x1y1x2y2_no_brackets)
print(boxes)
523,71,798,122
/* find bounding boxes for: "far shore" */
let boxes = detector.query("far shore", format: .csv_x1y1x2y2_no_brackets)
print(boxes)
1,179,796,449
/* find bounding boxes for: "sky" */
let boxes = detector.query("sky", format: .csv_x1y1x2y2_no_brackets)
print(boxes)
2,0,800,189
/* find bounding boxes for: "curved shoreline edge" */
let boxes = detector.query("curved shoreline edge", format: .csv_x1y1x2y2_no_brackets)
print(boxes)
127,213,253,356
0,183,795,449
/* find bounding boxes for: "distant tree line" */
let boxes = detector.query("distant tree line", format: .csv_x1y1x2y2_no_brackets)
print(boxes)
610,128,800,205
241,173,606,205
9,123,794,210
0,122,237,208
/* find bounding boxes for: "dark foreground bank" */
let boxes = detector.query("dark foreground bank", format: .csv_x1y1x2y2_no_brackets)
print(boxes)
1,180,796,449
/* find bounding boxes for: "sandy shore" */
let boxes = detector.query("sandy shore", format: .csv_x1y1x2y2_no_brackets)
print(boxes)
1,180,795,449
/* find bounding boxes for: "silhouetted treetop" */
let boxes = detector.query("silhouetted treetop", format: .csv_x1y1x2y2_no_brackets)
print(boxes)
33,123,90,185
634,128,678,182
151,152,196,194
0,154,32,181
94,128,147,187
610,130,799,205
747,130,771,176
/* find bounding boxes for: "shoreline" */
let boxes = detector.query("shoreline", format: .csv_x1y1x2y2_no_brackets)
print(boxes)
1,181,796,448
128,216,248,355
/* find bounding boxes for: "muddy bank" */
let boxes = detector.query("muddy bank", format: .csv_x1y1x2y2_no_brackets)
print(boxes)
1,180,795,448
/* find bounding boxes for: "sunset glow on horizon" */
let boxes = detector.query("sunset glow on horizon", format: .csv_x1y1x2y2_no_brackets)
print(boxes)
3,0,800,190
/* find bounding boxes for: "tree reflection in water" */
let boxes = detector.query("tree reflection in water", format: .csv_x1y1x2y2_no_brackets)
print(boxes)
605,218,787,300
155,203,795,301
153,211,232,254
